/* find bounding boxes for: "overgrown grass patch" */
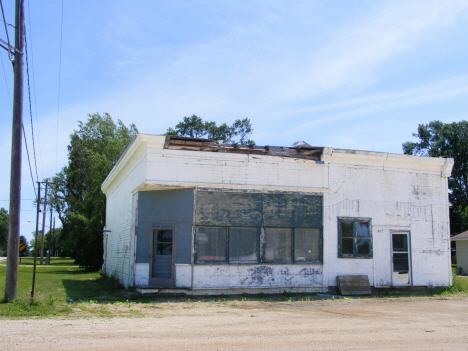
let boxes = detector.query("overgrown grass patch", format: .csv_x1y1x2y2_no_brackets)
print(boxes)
0,264,130,318
0,291,73,318
440,276,468,295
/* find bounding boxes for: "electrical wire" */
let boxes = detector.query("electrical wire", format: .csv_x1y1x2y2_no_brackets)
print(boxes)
0,18,14,28
0,0,12,61
24,25,39,185
26,0,43,177
22,123,37,197
55,0,64,173
0,16,36,198
0,41,11,104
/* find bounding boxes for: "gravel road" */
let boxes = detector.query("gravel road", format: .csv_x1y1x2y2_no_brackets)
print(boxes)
1,297,467,350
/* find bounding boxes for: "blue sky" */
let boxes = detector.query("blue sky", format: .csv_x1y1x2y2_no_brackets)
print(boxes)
1,0,468,241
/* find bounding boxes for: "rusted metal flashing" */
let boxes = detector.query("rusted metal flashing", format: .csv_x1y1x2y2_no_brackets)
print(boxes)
165,136,324,161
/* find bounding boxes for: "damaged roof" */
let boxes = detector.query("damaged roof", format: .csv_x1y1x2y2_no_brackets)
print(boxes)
165,135,324,161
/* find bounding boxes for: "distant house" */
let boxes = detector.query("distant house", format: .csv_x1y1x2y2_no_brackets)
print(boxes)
101,134,454,294
451,231,468,275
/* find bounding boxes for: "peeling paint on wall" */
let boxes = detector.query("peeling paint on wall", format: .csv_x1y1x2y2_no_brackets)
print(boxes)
193,265,323,289
242,266,274,285
418,249,445,256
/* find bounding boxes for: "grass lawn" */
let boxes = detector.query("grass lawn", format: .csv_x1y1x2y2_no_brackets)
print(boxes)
0,258,127,318
0,257,78,266
0,258,467,319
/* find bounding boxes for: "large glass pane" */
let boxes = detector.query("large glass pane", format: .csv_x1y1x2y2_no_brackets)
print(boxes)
294,228,321,262
392,234,408,252
341,221,353,237
229,227,258,263
356,239,370,255
341,238,353,255
197,227,227,262
264,228,292,263
356,222,370,237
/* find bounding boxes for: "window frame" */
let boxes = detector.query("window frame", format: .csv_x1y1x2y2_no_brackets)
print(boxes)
228,227,260,264
196,226,323,265
293,227,323,264
337,217,372,259
263,227,294,264
195,226,228,264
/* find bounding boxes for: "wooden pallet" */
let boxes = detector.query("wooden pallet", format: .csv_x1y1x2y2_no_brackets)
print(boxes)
336,275,372,295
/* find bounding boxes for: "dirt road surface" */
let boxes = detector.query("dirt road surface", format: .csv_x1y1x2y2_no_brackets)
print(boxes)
1,297,468,350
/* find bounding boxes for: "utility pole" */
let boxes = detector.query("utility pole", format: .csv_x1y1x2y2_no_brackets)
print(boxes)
40,180,48,265
31,182,41,299
47,206,53,265
53,217,56,257
4,0,25,302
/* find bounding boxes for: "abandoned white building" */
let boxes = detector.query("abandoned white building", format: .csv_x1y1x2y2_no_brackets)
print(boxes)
101,134,454,294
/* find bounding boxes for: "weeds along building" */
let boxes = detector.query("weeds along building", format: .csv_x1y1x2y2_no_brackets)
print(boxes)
101,134,454,293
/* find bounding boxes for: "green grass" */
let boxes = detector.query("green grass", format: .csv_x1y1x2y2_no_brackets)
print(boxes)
0,258,467,319
0,257,78,266
443,275,468,295
0,259,129,318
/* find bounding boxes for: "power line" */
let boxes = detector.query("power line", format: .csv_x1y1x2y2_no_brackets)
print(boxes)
0,0,13,61
24,25,39,184
56,0,63,173
0,12,36,197
0,0,14,29
0,40,11,104
22,124,37,197
0,17,13,28
26,0,43,177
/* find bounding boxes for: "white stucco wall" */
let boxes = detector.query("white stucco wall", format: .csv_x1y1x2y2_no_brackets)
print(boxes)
102,140,149,287
324,163,451,287
103,134,453,290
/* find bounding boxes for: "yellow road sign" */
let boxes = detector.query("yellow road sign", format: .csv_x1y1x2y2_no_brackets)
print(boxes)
19,243,26,251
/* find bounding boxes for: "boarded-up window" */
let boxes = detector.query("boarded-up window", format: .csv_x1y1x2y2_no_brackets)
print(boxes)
294,228,321,262
264,228,292,263
262,194,322,228
196,191,322,228
229,227,258,263
196,192,262,227
195,191,323,265
196,227,227,262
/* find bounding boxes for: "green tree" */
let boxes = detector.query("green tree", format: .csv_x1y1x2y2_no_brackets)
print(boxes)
48,113,138,269
166,115,254,144
403,120,468,234
0,208,8,254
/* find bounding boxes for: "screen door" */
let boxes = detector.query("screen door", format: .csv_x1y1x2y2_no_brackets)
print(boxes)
149,228,175,287
391,232,411,286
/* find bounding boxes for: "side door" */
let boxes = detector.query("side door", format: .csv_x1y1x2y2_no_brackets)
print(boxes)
391,231,412,286
149,228,175,288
